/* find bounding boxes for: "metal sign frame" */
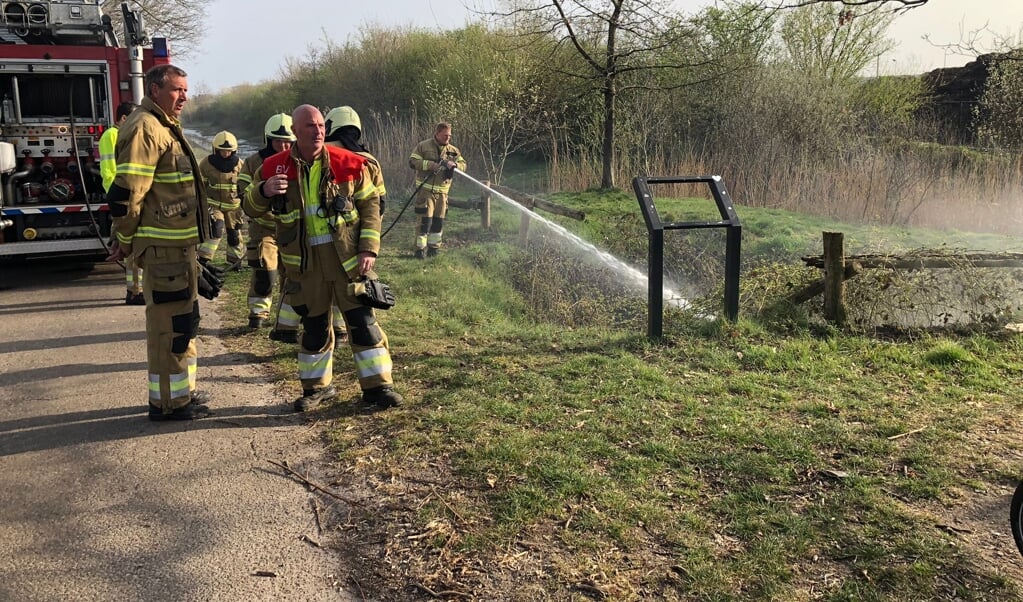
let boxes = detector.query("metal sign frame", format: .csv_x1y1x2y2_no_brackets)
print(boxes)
633,175,742,338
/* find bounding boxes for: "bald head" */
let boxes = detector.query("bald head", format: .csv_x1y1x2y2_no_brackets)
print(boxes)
291,104,325,162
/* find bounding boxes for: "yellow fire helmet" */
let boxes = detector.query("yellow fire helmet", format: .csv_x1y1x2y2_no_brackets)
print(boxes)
212,130,238,153
264,113,296,142
324,105,362,138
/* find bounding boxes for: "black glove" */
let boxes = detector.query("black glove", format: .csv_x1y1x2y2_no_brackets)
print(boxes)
198,256,226,279
349,278,395,310
197,261,224,300
442,163,455,178
269,194,288,215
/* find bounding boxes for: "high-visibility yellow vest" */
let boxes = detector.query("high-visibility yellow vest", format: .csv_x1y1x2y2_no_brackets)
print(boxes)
98,125,118,193
243,145,379,277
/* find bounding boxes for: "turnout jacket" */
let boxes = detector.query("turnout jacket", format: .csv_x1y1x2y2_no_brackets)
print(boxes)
108,96,210,257
238,150,277,230
243,145,381,278
409,138,466,195
198,154,242,211
325,141,386,201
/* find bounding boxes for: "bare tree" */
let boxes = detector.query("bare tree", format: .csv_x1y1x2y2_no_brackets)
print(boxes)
769,0,928,8
780,3,895,84
101,0,211,57
425,38,545,185
492,0,734,190
923,23,1023,66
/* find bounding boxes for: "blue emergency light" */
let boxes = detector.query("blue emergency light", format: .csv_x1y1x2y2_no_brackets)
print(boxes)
152,37,168,58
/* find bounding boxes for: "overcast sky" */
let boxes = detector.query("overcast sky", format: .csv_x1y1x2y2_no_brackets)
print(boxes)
181,0,1023,94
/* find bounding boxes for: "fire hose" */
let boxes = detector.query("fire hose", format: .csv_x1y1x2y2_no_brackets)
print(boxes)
379,160,450,240
68,88,121,267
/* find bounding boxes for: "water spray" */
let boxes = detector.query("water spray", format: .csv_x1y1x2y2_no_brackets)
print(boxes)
452,169,689,308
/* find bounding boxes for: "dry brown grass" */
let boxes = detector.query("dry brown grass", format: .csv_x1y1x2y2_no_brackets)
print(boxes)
543,142,1023,237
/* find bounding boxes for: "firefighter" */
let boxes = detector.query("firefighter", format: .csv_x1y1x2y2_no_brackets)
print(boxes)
408,122,466,258
197,131,245,270
105,64,216,421
325,106,386,215
243,104,403,413
99,100,143,305
323,105,387,345
239,114,348,347
238,113,299,336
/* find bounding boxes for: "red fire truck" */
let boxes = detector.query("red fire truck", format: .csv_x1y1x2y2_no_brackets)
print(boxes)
0,0,168,258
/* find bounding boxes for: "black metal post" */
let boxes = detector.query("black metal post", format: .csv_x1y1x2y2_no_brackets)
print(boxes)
725,225,741,321
649,228,664,339
633,175,742,338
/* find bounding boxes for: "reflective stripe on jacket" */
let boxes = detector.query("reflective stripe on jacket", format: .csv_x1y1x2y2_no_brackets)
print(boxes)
243,145,380,277
409,138,466,194
239,151,277,229
110,97,209,256
326,141,386,225
199,155,241,211
325,142,387,200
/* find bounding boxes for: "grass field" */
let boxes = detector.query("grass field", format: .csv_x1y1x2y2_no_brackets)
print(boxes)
212,186,1023,601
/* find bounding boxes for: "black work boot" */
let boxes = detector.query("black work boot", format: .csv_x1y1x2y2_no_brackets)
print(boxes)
293,385,338,412
269,329,298,344
125,291,145,305
413,248,426,259
148,399,210,422
190,390,211,405
426,247,439,258
248,315,267,329
333,329,348,349
361,386,403,410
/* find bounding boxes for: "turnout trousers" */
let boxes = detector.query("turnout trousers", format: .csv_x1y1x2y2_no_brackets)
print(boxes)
140,245,200,411
290,246,393,393
125,252,143,295
277,277,345,336
198,206,245,264
223,208,246,265
246,219,279,320
414,190,448,251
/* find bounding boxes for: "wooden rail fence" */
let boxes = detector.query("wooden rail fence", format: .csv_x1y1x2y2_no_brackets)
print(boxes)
449,182,585,242
794,231,1023,325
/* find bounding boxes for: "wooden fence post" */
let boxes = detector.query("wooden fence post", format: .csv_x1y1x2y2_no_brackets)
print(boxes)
518,199,533,246
823,231,846,325
481,180,491,230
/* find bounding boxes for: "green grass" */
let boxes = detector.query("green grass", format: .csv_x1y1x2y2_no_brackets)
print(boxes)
212,192,1023,600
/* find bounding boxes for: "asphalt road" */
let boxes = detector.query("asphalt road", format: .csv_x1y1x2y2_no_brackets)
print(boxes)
0,258,360,601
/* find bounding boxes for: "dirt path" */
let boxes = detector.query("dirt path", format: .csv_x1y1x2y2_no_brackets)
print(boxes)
0,259,359,601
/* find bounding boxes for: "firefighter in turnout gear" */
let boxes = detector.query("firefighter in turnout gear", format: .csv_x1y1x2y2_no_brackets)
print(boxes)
408,122,465,258
325,106,387,215
238,113,297,333
99,101,143,305
242,113,348,347
323,104,386,346
105,64,213,421
198,131,245,269
243,104,403,412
